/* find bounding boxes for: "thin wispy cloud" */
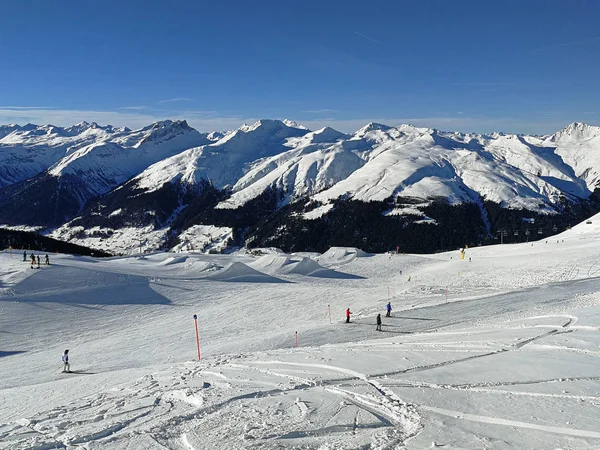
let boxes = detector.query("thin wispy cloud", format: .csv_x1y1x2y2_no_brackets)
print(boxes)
117,105,149,110
158,97,192,104
0,106,55,110
353,31,382,45
533,36,600,52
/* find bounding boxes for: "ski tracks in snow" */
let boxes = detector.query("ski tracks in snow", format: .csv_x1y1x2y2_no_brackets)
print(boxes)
366,313,600,444
243,359,422,446
0,370,204,449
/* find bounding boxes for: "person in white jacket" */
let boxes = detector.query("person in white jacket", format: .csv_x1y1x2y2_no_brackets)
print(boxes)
62,349,70,373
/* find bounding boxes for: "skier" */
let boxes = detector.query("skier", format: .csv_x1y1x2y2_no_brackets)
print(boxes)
36,255,40,267
346,308,351,323
376,314,382,331
45,254,50,265
62,349,70,373
386,302,392,317
23,251,26,262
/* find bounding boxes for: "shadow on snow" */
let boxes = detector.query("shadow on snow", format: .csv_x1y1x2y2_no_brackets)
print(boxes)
0,351,26,358
5,266,171,305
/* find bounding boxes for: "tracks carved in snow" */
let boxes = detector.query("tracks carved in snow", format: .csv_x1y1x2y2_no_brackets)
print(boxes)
249,360,422,439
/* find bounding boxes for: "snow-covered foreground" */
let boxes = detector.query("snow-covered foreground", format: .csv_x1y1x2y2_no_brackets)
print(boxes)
2,218,600,449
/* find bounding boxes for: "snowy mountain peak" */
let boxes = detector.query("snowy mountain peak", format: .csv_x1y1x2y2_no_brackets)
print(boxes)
0,124,23,139
220,120,310,149
207,131,227,141
395,123,435,135
66,121,94,131
21,123,38,131
63,121,117,136
136,120,204,147
145,119,192,131
355,122,391,135
282,119,309,130
239,119,308,134
551,122,600,142
307,127,347,143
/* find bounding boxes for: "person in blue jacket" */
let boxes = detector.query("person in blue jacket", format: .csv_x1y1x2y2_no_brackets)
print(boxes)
386,302,392,317
62,349,70,373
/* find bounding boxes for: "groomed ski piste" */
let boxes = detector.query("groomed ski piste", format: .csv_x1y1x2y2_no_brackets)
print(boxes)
2,217,600,449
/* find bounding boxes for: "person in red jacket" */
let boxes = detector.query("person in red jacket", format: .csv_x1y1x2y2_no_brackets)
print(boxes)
346,308,351,323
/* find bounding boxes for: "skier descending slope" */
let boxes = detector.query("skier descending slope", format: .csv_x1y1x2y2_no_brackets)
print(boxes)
346,308,351,323
62,349,70,373
386,302,392,317
376,313,382,331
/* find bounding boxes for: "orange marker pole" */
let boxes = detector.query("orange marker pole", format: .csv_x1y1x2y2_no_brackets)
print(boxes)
193,314,201,361
295,331,298,348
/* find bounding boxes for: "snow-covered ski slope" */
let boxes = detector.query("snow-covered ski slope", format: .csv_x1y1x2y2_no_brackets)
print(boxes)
2,216,600,448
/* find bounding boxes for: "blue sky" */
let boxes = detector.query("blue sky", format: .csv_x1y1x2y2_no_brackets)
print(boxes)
0,0,599,133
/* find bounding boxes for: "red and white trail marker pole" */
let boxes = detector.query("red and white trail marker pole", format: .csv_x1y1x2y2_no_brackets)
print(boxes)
193,314,201,361
295,331,299,348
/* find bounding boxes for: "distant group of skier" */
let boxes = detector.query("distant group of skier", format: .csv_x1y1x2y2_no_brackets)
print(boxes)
23,250,50,268
346,301,392,331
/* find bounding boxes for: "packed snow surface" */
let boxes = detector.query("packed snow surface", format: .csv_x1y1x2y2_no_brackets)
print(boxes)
3,214,600,448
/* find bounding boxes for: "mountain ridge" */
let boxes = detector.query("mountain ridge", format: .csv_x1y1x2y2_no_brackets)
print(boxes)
0,119,599,254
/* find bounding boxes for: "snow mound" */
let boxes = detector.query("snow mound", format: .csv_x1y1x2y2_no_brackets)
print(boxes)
208,262,287,283
291,252,321,259
249,254,362,279
185,260,221,273
285,257,362,279
157,256,188,266
249,254,292,272
318,247,370,265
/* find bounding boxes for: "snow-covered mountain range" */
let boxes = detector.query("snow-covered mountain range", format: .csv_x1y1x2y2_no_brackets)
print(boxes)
1,119,600,253
124,119,600,212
